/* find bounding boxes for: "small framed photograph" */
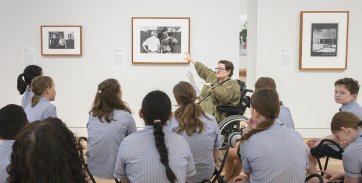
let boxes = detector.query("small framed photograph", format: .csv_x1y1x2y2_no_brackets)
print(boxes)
41,25,82,56
132,17,190,64
299,11,349,70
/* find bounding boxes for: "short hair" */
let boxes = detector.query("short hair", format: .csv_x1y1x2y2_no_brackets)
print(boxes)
7,118,87,183
0,104,27,140
218,60,234,77
254,77,276,91
334,78,359,95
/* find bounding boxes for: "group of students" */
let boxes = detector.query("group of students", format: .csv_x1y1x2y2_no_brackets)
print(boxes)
0,54,361,183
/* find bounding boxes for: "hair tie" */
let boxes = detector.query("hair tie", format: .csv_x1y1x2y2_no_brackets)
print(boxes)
358,120,362,126
154,119,161,123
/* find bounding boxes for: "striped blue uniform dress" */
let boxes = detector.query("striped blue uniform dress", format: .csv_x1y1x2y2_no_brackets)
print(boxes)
87,109,137,179
166,113,222,182
24,97,57,122
114,126,196,183
21,87,33,108
238,120,308,183
342,132,362,179
0,140,14,183
340,101,362,120
278,104,295,129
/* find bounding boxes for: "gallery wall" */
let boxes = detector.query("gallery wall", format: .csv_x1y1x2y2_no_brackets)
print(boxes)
250,0,362,137
0,0,241,136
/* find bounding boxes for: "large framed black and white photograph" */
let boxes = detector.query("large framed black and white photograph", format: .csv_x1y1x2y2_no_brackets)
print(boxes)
132,17,190,64
299,11,349,70
41,25,82,56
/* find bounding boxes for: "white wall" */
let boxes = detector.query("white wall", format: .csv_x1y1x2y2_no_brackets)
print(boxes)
253,0,362,137
0,0,240,136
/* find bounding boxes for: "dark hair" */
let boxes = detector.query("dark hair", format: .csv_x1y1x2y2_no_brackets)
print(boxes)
141,90,177,183
17,65,42,95
0,104,28,140
331,111,361,133
218,60,234,77
30,76,53,107
335,78,359,95
90,79,131,123
254,77,276,91
173,81,207,136
240,89,280,141
7,118,87,183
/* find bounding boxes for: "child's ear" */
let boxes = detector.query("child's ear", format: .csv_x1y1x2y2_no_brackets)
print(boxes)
340,127,349,134
139,109,144,118
352,93,358,100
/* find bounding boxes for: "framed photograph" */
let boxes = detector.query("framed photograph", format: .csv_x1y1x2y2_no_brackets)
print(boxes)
299,11,349,70
132,17,190,64
41,25,82,56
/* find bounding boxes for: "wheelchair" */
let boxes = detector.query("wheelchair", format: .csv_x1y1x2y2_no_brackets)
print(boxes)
210,80,253,183
217,80,253,150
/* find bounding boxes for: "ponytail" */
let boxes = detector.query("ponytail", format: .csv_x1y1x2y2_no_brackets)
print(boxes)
153,120,177,183
175,102,205,136
31,95,41,107
17,74,27,94
239,119,275,142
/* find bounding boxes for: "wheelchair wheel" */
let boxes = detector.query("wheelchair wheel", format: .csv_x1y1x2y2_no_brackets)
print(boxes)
218,115,249,150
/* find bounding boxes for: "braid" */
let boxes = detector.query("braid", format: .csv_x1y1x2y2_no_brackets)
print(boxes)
153,122,177,183
240,119,275,142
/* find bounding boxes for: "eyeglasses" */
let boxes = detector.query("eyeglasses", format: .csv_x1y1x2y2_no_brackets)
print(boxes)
215,68,226,71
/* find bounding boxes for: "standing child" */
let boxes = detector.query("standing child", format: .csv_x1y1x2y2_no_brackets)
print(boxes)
114,90,196,183
0,104,28,183
24,76,57,122
87,79,137,179
167,81,222,182
17,65,43,108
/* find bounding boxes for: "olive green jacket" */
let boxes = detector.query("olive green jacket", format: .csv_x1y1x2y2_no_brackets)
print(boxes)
195,62,241,122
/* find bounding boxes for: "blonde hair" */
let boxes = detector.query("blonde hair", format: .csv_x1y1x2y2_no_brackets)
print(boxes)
31,76,53,107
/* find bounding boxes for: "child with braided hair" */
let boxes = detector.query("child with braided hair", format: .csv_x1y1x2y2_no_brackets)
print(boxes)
114,90,195,183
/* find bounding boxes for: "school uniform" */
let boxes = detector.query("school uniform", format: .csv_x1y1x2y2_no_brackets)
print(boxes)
21,87,33,108
113,126,196,183
0,140,14,183
278,104,295,129
166,113,222,182
238,120,307,183
340,101,362,120
24,97,57,122
311,101,362,158
342,131,362,179
86,109,137,179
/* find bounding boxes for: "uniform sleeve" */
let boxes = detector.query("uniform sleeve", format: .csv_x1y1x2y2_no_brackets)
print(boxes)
210,81,240,105
239,142,250,174
43,104,57,119
342,149,361,178
113,142,127,179
194,62,216,82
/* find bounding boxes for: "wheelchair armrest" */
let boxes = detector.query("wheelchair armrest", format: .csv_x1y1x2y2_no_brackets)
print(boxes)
216,106,244,115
